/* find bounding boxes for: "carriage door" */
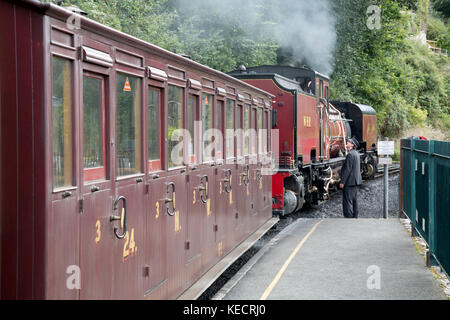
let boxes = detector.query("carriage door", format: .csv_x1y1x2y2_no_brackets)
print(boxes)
79,72,113,299
165,84,189,297
253,107,264,227
197,92,217,271
234,104,247,243
221,99,237,253
185,92,204,281
144,85,167,299
112,73,146,299
49,55,79,299
248,106,258,232
214,99,228,248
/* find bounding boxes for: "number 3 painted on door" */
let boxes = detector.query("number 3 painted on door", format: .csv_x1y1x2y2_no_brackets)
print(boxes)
95,220,101,244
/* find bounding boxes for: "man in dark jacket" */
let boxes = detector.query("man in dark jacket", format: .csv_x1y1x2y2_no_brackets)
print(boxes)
339,138,363,218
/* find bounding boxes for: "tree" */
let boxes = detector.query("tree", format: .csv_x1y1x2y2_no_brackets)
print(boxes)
432,0,450,18
48,0,180,51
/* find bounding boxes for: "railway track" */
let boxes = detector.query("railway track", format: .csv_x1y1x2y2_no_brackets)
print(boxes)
374,163,400,179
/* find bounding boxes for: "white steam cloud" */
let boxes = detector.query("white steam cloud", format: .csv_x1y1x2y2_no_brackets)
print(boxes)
174,0,336,75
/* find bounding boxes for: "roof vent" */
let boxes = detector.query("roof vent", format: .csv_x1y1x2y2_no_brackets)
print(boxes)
180,54,193,60
64,5,87,16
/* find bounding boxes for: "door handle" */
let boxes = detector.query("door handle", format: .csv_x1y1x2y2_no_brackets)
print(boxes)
110,196,127,239
256,169,263,182
223,169,232,193
165,182,176,216
199,175,209,204
242,165,250,186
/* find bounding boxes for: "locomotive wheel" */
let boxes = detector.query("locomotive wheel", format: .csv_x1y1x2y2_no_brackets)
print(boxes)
283,190,298,216
363,156,377,180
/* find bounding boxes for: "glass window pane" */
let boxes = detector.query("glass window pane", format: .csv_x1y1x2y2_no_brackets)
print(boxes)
258,108,263,154
168,85,184,168
216,101,224,160
237,105,243,157
148,87,160,161
83,76,103,169
244,104,250,155
251,108,257,155
262,110,267,154
226,99,234,158
116,73,142,177
53,56,73,188
202,93,213,162
188,95,197,164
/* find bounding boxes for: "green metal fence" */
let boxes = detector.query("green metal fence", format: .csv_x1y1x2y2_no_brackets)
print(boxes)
401,138,450,277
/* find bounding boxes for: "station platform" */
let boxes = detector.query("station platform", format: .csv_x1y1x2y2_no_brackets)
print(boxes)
214,218,447,300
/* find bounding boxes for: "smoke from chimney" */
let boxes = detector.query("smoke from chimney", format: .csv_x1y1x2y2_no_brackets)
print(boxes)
174,0,336,76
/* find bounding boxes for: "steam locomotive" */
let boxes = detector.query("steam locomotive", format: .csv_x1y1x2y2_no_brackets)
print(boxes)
229,65,378,215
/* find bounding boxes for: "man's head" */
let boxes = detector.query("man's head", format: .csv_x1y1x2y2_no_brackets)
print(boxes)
347,138,359,150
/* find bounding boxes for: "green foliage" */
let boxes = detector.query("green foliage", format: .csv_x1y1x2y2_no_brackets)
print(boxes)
432,0,450,17
171,0,278,72
49,0,180,51
428,11,450,51
427,12,448,40
331,0,449,138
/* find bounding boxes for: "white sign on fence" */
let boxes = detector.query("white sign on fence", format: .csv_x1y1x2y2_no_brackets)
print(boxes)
378,141,395,155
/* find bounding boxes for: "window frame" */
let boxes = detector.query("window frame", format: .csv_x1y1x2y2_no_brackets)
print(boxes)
225,98,236,160
115,71,144,179
82,72,107,183
51,54,76,191
147,85,163,173
215,99,225,161
167,83,186,170
202,92,215,163
187,93,199,165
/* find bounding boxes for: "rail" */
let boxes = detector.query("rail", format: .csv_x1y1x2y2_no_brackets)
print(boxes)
374,163,400,179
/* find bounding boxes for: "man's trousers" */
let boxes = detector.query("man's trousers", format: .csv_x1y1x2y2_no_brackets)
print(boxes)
343,186,359,218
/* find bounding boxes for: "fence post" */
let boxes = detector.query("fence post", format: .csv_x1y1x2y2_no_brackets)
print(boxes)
399,143,403,219
410,139,417,237
427,140,437,267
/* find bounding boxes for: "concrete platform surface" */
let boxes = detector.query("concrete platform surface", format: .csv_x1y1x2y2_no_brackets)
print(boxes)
219,219,447,300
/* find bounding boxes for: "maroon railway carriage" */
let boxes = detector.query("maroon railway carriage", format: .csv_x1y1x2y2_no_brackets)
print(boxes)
0,0,274,299
229,66,347,215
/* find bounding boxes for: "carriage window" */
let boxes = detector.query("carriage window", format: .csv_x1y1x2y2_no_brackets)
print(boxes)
216,101,224,160
148,87,161,172
251,108,257,155
226,99,234,158
202,93,213,162
83,75,105,181
244,104,250,155
237,105,243,157
257,108,263,154
168,85,184,168
116,73,142,177
52,56,73,189
188,94,198,164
